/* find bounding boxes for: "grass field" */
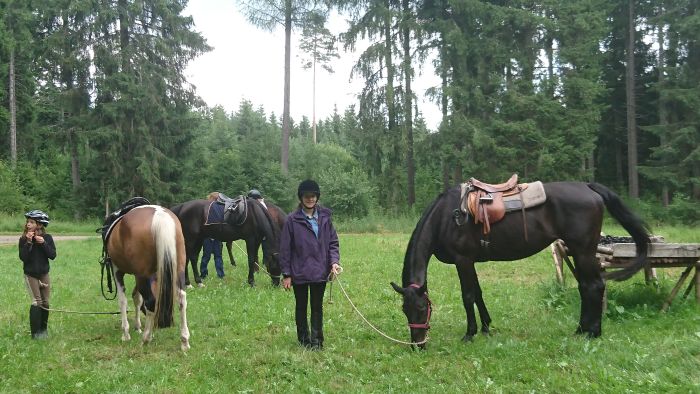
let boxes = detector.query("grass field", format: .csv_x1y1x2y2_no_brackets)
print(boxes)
1,227,698,393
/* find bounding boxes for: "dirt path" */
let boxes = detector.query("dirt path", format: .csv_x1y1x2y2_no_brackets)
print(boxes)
0,235,97,245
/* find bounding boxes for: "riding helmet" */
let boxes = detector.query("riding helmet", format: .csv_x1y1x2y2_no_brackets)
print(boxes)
24,210,50,226
247,189,263,200
297,179,320,200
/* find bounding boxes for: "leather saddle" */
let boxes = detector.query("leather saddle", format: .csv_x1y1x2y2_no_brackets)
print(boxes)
98,196,151,241
465,174,527,235
216,193,247,226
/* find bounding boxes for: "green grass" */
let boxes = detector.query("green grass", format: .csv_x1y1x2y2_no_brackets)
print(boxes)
1,230,698,393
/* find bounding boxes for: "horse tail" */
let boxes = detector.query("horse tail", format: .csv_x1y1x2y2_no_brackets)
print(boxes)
587,183,651,281
151,207,178,328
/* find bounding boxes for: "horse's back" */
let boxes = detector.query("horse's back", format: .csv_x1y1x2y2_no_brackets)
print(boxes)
108,205,183,276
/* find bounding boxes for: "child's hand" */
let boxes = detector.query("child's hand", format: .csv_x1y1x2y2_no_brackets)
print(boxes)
282,277,292,290
34,235,45,244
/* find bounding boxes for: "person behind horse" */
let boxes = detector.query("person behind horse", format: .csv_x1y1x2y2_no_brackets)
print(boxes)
200,192,224,279
19,210,56,339
280,180,341,350
200,238,224,279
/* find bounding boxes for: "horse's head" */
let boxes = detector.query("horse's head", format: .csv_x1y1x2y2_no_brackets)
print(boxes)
391,282,431,349
251,199,282,286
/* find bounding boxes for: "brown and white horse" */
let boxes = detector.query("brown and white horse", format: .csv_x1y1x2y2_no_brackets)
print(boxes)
106,205,190,351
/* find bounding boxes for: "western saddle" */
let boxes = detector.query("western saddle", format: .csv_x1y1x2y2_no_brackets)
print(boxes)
465,174,526,235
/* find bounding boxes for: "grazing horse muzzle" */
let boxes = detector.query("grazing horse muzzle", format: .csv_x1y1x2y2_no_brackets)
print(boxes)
391,282,432,348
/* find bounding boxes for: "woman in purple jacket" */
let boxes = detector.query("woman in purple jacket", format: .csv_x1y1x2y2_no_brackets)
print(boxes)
280,180,341,350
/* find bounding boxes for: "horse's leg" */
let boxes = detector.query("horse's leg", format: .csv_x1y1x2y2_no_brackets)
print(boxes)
192,239,205,287
455,261,479,342
573,250,605,338
178,287,190,351
226,241,236,267
131,287,143,333
115,271,131,341
473,270,492,335
136,277,156,344
246,239,257,287
176,264,190,351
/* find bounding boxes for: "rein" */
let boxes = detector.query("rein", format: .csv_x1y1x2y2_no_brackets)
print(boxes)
38,305,124,315
231,240,281,280
329,273,429,347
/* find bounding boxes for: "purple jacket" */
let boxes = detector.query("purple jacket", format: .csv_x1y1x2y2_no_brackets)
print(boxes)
279,206,340,284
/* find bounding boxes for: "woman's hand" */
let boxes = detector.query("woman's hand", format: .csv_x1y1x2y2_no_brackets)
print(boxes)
330,263,342,279
282,277,292,290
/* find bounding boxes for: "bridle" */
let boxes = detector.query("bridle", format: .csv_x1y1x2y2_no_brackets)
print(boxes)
407,283,432,330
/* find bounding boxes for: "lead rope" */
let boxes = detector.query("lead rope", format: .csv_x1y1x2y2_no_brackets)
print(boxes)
231,241,280,280
327,269,429,346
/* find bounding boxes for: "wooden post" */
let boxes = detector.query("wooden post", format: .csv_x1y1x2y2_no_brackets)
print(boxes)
695,260,700,302
551,242,564,285
661,266,694,312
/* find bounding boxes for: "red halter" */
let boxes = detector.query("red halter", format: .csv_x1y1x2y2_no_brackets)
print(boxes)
407,283,432,330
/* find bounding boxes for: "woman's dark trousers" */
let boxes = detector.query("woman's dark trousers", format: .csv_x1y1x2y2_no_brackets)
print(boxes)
293,282,326,349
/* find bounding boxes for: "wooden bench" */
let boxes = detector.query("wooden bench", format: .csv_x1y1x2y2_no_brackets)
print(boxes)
551,239,700,311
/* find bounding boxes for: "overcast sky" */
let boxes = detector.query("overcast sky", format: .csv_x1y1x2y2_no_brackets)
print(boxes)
183,0,442,130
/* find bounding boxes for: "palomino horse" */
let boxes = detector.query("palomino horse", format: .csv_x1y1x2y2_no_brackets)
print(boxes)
224,202,286,269
170,197,281,287
391,182,650,349
105,205,190,351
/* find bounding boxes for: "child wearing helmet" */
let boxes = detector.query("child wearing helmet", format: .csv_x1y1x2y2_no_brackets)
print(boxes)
279,180,341,350
19,210,56,339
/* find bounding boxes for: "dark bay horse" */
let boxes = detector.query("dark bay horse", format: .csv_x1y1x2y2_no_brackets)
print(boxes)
105,205,190,351
224,202,286,269
171,197,281,287
391,182,650,349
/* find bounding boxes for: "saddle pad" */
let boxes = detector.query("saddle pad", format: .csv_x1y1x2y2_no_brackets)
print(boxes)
460,181,546,213
502,181,546,212
205,201,225,225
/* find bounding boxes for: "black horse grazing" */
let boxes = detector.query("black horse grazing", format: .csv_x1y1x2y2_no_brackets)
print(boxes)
224,202,287,269
391,182,650,349
171,197,281,287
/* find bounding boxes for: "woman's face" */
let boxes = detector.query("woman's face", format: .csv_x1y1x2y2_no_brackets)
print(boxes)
25,219,39,232
301,193,318,210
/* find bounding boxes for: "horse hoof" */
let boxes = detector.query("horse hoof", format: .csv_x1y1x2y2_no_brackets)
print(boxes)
197,282,205,288
181,339,190,352
121,333,131,341
461,334,474,342
186,284,194,290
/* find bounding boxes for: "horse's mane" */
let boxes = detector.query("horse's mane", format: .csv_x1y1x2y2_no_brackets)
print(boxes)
402,190,450,287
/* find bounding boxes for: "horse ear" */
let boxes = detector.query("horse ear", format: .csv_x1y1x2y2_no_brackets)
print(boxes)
390,282,405,295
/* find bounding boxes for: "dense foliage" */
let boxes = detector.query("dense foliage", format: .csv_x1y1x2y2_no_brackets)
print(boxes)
0,0,698,223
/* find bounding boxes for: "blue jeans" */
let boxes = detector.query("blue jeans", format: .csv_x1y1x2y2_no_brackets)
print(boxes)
200,238,224,278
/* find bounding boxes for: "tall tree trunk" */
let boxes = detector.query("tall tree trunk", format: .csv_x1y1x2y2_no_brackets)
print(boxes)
401,0,415,207
9,48,17,169
281,0,292,173
626,0,639,198
312,49,317,144
657,22,669,206
384,4,396,133
545,14,555,100
68,128,82,220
